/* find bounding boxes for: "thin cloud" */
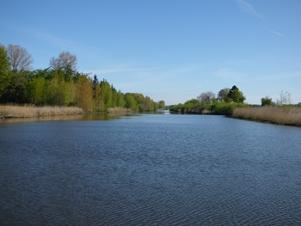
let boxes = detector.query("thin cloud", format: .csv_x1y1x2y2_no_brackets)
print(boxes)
270,30,285,38
235,0,263,19
235,1,285,38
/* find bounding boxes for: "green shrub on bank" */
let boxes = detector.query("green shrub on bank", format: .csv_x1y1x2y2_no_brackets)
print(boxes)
170,100,245,116
211,102,245,115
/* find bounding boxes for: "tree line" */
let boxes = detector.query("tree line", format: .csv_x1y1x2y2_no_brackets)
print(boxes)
170,85,246,115
0,44,165,112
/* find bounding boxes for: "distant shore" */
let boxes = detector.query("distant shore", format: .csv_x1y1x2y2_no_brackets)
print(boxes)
170,104,301,127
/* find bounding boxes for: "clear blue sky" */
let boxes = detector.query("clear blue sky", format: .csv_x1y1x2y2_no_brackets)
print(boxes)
1,0,300,104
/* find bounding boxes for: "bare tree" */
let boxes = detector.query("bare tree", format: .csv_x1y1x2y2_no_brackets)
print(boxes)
217,88,230,101
7,44,32,71
277,91,291,105
50,51,77,71
197,91,216,103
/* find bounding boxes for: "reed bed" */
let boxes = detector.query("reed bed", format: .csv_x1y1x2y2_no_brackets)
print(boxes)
0,105,84,119
232,106,301,126
107,107,132,115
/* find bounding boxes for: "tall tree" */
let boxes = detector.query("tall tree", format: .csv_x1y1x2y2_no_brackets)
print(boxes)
100,80,113,108
7,44,32,71
158,100,165,109
227,85,245,103
75,75,93,111
92,75,99,98
125,94,138,111
50,51,77,72
116,91,125,107
0,46,10,99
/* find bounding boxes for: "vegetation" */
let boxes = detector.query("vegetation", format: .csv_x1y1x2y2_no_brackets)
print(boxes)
0,44,163,115
233,106,301,126
170,85,301,127
0,105,83,119
170,85,246,115
261,97,273,106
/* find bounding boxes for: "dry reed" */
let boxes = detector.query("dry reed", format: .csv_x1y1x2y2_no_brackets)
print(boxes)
232,106,301,126
0,105,84,119
107,107,132,115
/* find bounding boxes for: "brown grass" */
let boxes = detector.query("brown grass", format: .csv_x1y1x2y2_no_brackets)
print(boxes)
232,106,301,126
0,105,84,119
107,107,132,115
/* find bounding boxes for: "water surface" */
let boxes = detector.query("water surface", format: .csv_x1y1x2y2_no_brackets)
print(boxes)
1,114,301,225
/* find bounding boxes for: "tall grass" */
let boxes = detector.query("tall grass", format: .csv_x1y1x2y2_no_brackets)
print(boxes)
232,106,301,126
107,107,132,115
0,105,83,119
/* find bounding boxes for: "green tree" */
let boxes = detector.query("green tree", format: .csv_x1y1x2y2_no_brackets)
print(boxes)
261,97,273,106
116,91,125,107
158,100,165,109
0,46,10,99
45,76,65,105
227,85,245,103
93,84,103,111
125,93,138,111
111,86,118,107
31,77,46,105
100,80,112,108
75,75,93,111
2,72,30,103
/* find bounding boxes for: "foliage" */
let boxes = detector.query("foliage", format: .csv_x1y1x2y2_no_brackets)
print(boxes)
0,44,161,112
211,102,245,115
158,100,165,109
227,85,245,103
217,88,230,102
170,85,246,115
261,97,273,106
0,46,10,98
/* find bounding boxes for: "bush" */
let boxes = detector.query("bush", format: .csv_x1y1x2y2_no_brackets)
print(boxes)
261,97,273,106
211,102,245,115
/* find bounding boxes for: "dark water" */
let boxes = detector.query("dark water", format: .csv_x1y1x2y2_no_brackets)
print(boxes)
1,114,301,226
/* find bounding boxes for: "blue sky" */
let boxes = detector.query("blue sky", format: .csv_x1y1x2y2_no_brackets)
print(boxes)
1,0,300,104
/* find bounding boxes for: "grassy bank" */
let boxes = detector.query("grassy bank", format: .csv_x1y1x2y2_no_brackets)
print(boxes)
0,105,84,119
232,106,301,126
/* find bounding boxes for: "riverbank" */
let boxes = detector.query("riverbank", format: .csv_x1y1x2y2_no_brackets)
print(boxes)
107,107,132,115
0,105,135,121
232,106,301,126
0,105,84,119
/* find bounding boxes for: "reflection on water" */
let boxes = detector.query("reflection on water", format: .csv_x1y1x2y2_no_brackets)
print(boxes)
1,114,301,225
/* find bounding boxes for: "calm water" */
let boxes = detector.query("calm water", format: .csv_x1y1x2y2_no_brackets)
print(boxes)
1,114,301,225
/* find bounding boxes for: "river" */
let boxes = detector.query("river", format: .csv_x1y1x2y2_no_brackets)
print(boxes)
1,114,301,225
